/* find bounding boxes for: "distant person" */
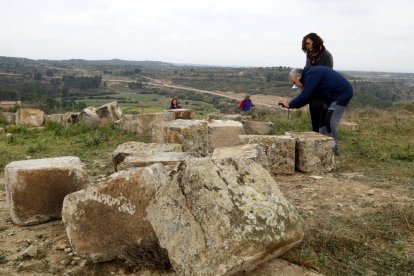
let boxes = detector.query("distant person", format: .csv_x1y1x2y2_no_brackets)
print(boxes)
239,95,253,112
279,67,353,155
169,97,181,109
302,32,333,133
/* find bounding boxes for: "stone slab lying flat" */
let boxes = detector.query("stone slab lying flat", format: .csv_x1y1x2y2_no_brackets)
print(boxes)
285,131,335,173
242,120,274,135
211,144,269,170
112,141,182,171
207,113,242,122
4,156,89,225
165,108,194,119
239,135,295,175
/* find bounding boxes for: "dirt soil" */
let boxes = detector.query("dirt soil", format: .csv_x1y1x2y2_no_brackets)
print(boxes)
1,158,412,276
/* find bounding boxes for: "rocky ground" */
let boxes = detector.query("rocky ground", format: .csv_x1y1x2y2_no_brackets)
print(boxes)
1,157,412,275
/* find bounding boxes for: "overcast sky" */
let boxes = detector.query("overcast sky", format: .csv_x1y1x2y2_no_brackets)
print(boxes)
1,0,414,73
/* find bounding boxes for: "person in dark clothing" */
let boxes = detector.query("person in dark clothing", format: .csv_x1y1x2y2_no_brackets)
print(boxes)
302,33,334,132
169,98,181,109
279,67,353,155
239,95,253,112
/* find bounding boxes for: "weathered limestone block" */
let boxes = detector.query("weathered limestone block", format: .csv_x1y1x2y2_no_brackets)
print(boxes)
121,112,175,136
78,106,100,125
112,141,182,171
239,135,295,175
208,120,244,153
118,152,196,172
166,108,194,119
211,144,269,173
62,112,80,125
0,112,16,125
207,113,242,122
46,114,63,124
242,120,274,135
96,101,123,124
285,131,335,173
15,108,45,126
4,156,88,225
62,164,170,264
340,121,358,131
153,119,208,157
0,127,4,134
146,158,304,276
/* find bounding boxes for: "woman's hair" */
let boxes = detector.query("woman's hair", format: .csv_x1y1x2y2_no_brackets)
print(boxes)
302,32,324,53
171,98,178,104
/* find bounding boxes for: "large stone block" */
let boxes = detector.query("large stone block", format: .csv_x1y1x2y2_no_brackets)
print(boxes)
62,164,170,263
146,157,304,276
112,141,182,171
207,113,242,122
285,131,335,173
45,114,63,124
15,108,45,126
166,108,194,119
242,120,274,135
0,112,16,125
78,106,100,126
62,112,80,125
96,101,123,124
239,135,295,175
153,119,209,157
121,112,175,136
208,120,244,153
212,143,269,175
4,156,89,225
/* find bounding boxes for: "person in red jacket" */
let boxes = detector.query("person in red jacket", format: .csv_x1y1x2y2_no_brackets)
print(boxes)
239,95,253,112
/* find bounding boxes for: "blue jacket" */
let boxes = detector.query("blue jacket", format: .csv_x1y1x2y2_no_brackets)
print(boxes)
289,66,353,108
240,99,253,112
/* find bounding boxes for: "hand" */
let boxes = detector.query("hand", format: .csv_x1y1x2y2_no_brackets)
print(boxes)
278,100,289,108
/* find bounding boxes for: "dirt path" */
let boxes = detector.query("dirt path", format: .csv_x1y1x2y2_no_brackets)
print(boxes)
103,76,289,110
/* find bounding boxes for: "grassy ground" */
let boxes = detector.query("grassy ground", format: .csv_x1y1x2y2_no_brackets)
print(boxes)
264,104,414,275
0,122,145,178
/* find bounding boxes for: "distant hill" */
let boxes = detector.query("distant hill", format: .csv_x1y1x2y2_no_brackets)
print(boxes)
0,56,174,67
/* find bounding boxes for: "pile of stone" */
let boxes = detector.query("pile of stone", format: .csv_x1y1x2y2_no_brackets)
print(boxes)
3,108,341,275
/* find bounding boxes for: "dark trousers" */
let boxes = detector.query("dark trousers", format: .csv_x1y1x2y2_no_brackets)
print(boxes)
309,102,324,132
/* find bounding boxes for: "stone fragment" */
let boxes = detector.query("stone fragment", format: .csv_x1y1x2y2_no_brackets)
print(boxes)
239,135,295,175
285,131,335,173
242,120,274,135
62,164,170,263
121,112,175,136
153,119,208,157
4,156,88,225
146,157,304,276
166,108,194,119
112,141,182,171
212,144,269,170
208,120,244,152
15,108,45,126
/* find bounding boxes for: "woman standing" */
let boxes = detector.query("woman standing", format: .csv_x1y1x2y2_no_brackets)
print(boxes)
169,98,181,109
302,33,333,132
